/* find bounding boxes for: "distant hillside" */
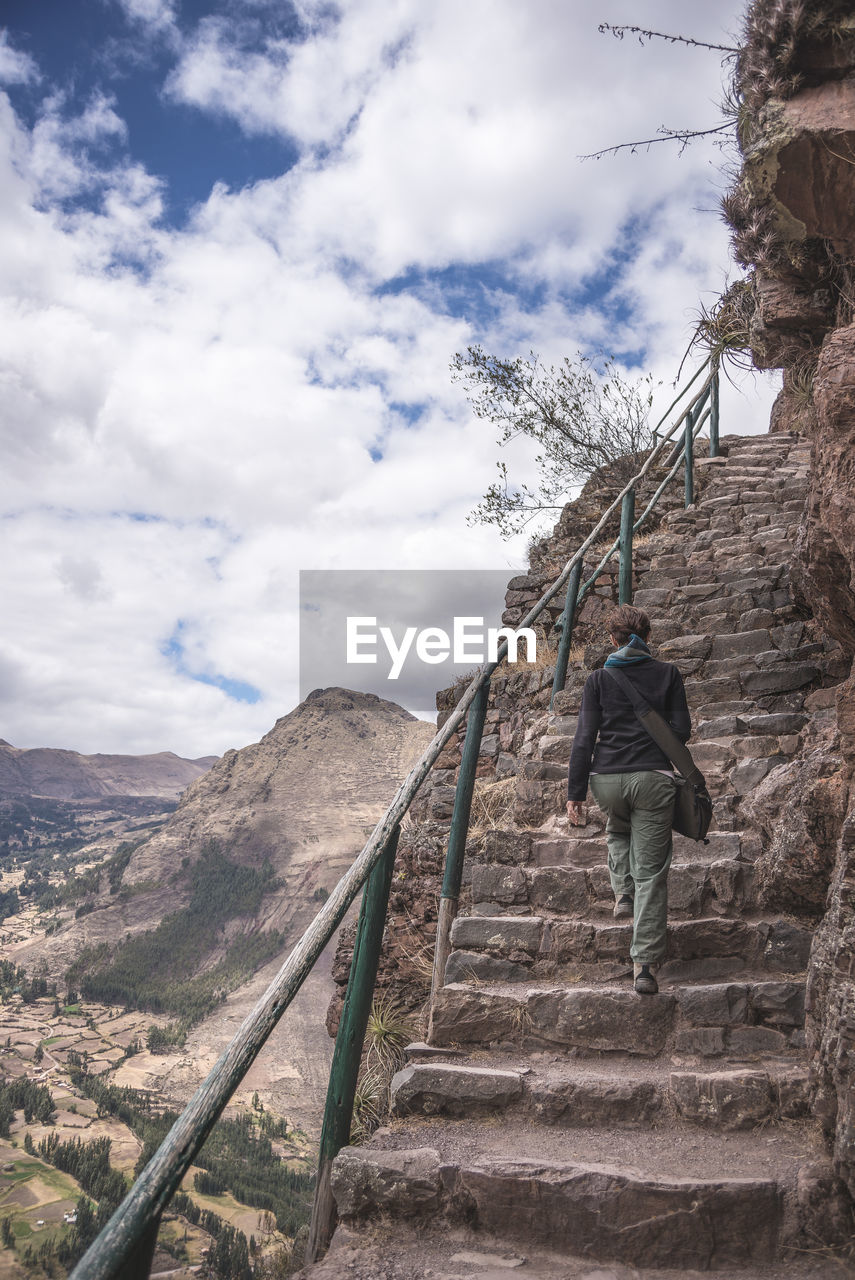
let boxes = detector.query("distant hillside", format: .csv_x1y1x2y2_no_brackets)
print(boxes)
9,688,434,1134
0,741,218,800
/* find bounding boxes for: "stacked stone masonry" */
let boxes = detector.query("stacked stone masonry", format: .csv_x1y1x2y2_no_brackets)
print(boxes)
320,432,855,1275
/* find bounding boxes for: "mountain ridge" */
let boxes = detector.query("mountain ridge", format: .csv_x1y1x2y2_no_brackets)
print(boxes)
0,741,218,801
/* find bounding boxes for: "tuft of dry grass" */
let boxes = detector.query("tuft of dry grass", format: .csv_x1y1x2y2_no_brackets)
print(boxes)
509,1002,533,1045
564,643,586,666
735,0,841,115
468,777,516,835
522,641,559,671
493,636,556,672
788,359,816,408
350,1064,387,1145
350,995,415,1145
587,529,655,564
690,278,755,371
396,926,435,997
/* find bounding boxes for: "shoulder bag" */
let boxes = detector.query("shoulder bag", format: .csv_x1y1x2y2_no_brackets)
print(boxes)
603,666,713,843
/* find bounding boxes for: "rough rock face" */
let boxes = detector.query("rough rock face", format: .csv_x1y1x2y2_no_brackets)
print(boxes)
723,0,855,1200
743,704,848,913
0,742,217,800
744,79,855,256
728,5,855,646
802,323,855,649
805,672,855,1200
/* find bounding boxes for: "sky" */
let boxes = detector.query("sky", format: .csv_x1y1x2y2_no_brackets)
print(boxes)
0,0,781,758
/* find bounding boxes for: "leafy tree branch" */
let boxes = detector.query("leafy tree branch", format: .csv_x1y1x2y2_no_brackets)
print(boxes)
452,347,655,538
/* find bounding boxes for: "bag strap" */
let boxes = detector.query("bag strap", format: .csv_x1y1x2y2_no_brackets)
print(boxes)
603,666,706,787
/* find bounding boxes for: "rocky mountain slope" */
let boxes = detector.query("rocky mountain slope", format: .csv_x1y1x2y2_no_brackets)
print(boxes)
0,740,217,800
9,689,434,1134
717,0,855,1214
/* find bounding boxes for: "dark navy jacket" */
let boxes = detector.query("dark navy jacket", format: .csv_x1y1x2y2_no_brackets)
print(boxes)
566,659,691,801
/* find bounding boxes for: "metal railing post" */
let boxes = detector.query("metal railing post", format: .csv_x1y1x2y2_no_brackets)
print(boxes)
429,679,490,1010
684,409,695,507
710,364,720,457
550,560,582,708
618,490,635,604
306,824,401,1263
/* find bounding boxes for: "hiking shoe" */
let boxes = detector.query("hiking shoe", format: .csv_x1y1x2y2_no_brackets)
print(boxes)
613,894,634,918
633,963,658,995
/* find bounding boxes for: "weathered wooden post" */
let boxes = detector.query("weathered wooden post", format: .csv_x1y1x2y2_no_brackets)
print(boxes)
710,364,720,457
684,408,695,507
618,490,635,605
550,560,583,708
305,824,401,1263
429,678,490,1009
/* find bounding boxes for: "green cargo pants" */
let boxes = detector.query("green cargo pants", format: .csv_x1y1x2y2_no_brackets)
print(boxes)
589,770,676,964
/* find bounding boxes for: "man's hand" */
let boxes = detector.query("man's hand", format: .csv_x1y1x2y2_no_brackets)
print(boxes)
566,800,587,826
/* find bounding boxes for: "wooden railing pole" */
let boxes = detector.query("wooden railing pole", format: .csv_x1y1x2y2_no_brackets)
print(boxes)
684,409,695,507
710,364,720,457
67,359,718,1280
550,560,583,709
123,1216,159,1280
428,679,490,1010
306,824,401,1264
618,490,635,605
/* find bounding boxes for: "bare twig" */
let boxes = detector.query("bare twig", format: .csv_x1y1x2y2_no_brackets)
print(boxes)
598,23,738,54
580,123,731,162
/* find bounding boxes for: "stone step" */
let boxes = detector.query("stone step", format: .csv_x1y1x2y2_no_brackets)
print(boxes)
471,858,754,920
329,1118,825,1269
521,828,746,869
448,913,811,976
390,1057,811,1131
296,1218,844,1280
429,978,807,1058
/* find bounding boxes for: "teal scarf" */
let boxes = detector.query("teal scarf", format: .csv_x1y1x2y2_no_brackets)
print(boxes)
604,633,651,667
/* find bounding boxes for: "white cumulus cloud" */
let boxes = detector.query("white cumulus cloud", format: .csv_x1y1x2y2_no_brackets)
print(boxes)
0,4,781,757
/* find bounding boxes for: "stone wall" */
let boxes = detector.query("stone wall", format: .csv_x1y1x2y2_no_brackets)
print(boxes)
723,0,855,1197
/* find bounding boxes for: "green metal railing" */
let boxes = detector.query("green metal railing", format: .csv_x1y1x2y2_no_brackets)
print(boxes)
549,364,718,704
68,356,719,1280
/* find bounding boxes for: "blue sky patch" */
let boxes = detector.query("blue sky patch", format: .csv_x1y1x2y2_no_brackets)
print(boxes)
377,261,547,327
2,0,299,224
161,620,261,703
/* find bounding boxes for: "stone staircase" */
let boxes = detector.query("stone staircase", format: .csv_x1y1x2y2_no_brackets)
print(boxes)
314,434,853,1277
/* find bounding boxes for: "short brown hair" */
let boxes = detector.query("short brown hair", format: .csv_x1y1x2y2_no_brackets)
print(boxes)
604,604,651,646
